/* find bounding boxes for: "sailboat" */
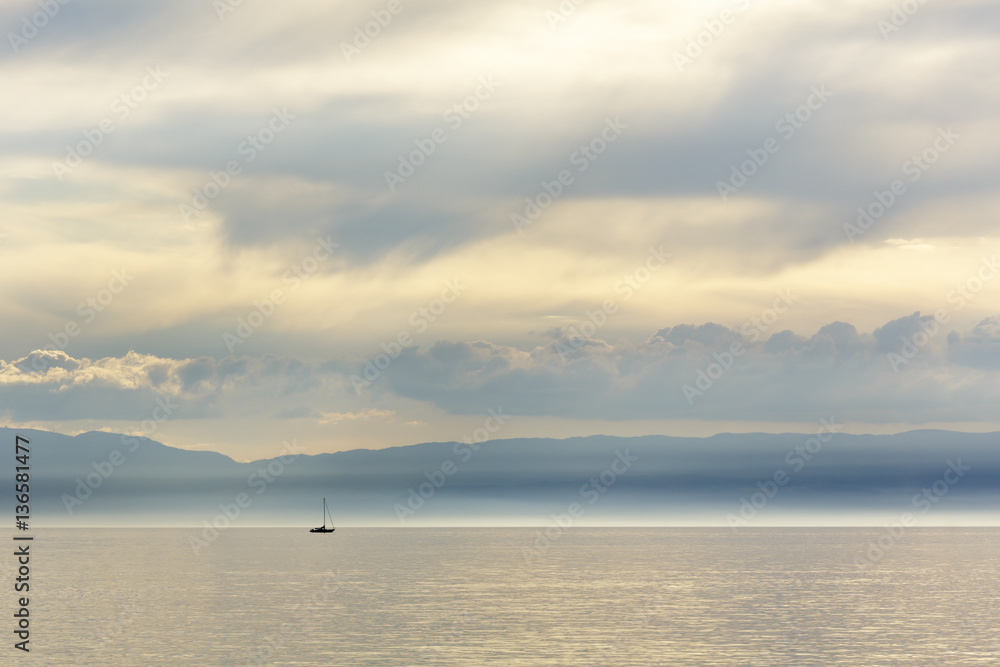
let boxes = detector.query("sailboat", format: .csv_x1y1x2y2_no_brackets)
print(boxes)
309,497,336,533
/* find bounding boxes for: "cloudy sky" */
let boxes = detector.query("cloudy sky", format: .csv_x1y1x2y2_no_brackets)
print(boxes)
1,0,999,460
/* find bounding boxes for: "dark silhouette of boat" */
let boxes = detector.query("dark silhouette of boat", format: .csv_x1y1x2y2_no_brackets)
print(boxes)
310,497,335,533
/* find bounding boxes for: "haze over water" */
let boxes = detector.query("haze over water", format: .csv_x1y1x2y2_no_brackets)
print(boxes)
9,527,999,666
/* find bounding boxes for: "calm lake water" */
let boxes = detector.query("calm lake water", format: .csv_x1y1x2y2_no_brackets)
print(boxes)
5,528,1000,665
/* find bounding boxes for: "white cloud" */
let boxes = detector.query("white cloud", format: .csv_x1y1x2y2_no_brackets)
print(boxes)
3,0,1000,452
317,408,395,424
2,312,1000,428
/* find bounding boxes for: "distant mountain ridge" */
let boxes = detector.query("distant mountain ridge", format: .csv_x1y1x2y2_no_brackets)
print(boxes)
1,427,997,526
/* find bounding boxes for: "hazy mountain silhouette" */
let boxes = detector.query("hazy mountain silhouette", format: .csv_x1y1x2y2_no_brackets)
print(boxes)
3,427,997,525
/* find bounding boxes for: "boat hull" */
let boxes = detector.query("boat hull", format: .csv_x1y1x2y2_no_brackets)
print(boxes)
310,498,335,533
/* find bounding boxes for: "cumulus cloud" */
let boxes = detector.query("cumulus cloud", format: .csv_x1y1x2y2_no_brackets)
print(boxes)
380,314,1000,423
0,350,345,421
947,316,1000,370
6,313,998,427
4,0,1000,452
